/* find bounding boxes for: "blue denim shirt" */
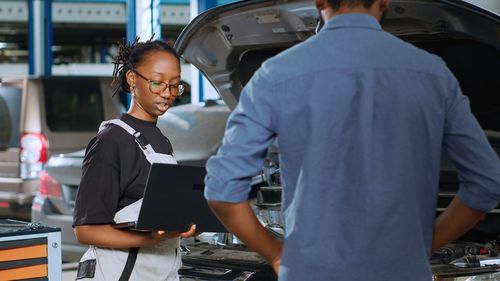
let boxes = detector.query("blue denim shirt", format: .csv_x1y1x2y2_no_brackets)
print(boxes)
205,13,500,280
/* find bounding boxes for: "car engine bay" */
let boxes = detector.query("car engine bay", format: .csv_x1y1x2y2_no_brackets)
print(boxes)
179,151,500,280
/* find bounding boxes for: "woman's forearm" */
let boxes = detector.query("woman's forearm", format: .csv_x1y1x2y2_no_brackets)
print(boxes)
74,224,177,248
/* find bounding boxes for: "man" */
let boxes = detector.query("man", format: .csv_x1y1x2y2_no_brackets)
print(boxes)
204,0,500,280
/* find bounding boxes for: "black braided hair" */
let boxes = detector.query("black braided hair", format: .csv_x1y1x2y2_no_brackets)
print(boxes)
111,36,180,97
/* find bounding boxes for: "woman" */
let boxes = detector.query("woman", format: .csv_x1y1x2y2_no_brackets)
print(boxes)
73,38,196,281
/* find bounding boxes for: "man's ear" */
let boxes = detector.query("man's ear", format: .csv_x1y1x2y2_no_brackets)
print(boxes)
379,0,390,12
315,0,327,10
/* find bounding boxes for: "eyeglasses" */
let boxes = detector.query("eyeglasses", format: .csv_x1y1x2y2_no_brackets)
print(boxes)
131,69,185,97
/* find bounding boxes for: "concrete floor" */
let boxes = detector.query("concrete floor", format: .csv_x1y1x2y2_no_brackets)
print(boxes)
62,262,78,281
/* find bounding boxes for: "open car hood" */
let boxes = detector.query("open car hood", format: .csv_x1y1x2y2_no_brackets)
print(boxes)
175,0,500,110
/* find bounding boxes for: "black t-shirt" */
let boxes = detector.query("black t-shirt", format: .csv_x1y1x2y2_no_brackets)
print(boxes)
73,114,173,226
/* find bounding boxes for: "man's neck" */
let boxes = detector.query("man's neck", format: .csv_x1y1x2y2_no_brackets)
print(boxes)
322,5,381,22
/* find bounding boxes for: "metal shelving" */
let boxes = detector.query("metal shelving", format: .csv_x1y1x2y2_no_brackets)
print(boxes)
0,0,237,77
0,1,190,25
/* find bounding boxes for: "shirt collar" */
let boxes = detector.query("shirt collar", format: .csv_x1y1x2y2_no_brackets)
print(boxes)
122,113,157,127
322,13,382,31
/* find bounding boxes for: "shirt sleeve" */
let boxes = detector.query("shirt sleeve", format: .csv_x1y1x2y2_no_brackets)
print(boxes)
442,70,500,212
204,67,277,203
73,132,121,226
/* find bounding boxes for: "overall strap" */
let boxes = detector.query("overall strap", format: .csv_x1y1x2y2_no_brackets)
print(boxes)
100,119,148,279
99,119,156,157
118,248,139,281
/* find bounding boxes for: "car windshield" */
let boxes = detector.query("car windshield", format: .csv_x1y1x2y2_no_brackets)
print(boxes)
43,77,105,132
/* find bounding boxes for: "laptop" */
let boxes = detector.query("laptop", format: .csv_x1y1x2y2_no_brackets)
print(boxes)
113,163,227,233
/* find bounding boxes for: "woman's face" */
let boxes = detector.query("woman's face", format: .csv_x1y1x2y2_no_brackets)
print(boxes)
127,50,181,121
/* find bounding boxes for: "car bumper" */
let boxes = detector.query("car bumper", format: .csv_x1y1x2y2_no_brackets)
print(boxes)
32,196,85,262
0,177,38,220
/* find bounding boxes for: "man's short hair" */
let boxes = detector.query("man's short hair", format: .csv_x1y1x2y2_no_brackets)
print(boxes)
326,0,376,10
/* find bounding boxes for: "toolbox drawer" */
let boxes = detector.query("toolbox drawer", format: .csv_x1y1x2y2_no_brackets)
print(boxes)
0,219,61,281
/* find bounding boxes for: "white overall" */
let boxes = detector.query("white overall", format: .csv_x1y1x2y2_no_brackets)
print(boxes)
77,119,182,281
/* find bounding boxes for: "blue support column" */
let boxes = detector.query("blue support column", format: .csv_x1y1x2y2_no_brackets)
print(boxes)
126,0,137,43
198,0,217,13
27,0,34,75
125,0,137,108
44,0,52,76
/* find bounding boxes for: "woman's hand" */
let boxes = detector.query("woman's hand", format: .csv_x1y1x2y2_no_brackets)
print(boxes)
179,223,198,238
270,254,281,274
149,224,198,242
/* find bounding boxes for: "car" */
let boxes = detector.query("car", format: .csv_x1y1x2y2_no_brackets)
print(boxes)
174,0,500,279
0,76,124,220
31,101,231,262
34,0,500,278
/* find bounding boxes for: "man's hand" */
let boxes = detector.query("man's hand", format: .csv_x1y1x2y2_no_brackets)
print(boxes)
432,196,484,251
